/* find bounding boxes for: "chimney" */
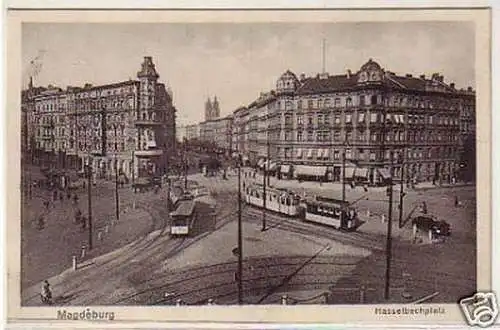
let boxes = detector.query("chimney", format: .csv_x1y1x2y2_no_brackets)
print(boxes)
405,74,413,78
347,69,352,78
419,74,426,80
450,83,455,89
299,73,306,81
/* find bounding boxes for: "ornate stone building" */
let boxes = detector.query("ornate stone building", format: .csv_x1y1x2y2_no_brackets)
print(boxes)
199,115,233,152
23,56,177,180
204,96,221,121
232,59,475,184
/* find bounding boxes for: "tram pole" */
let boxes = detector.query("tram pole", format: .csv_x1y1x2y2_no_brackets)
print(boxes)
237,163,243,304
262,132,268,232
384,148,394,300
398,147,405,228
86,161,93,250
114,155,120,221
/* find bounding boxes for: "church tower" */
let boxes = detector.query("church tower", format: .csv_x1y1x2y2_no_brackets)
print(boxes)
205,97,213,121
212,96,220,118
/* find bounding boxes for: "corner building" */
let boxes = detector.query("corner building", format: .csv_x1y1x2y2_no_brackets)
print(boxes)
25,57,176,180
233,59,475,184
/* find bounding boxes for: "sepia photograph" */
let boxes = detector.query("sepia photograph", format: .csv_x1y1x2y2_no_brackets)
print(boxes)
5,8,492,327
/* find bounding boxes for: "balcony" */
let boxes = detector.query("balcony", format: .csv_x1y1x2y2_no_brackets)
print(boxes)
134,149,163,157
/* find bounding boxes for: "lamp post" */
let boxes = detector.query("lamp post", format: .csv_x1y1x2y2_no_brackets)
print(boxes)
114,154,120,221
85,159,93,250
262,128,269,232
341,130,349,203
237,156,243,304
384,150,394,300
398,147,405,228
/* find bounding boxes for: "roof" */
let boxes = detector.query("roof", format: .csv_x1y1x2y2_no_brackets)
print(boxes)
171,199,196,217
297,74,359,95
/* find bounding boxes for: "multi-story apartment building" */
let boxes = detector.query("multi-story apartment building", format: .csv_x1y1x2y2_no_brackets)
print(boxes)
199,115,233,152
23,56,177,180
185,123,200,141
232,59,475,184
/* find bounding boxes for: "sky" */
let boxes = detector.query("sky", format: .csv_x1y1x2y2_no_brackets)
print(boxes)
22,22,475,126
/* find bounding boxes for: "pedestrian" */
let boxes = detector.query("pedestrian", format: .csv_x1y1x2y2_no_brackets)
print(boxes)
455,196,459,207
40,280,52,305
37,215,45,230
44,200,50,210
452,176,456,185
422,201,427,214
59,191,64,201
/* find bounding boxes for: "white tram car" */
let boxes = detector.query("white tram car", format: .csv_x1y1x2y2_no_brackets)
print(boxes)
243,183,302,217
303,196,359,231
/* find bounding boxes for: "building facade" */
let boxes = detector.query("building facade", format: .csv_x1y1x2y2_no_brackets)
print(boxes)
185,123,200,141
23,56,177,180
199,115,233,152
232,59,476,184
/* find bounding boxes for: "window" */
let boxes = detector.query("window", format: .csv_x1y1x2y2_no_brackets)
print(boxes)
297,131,303,141
345,149,352,159
334,150,340,160
371,133,378,141
370,113,378,123
324,98,331,108
345,114,352,123
346,97,353,107
334,131,341,141
308,116,313,125
334,98,341,107
359,95,366,106
324,114,330,125
334,115,341,124
307,130,314,141
284,115,292,125
297,115,303,125
308,100,314,109
358,113,365,123
371,95,378,105
297,100,303,109
357,130,366,141
317,114,324,125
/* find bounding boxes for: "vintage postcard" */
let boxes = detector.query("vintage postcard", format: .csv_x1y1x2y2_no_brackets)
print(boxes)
5,7,492,328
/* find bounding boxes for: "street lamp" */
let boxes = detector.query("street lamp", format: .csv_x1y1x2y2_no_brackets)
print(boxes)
237,154,243,304
84,159,93,250
341,130,349,203
114,154,120,221
262,127,270,232
398,147,406,228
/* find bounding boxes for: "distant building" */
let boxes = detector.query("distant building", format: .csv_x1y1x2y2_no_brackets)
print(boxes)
185,123,200,141
176,125,187,142
199,115,233,152
22,56,177,179
231,59,475,184
205,96,221,121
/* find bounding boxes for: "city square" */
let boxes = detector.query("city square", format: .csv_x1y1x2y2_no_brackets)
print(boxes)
19,22,477,306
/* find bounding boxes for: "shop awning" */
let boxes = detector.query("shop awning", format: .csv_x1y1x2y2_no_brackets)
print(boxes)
354,167,369,178
280,165,291,174
378,168,392,180
295,165,327,177
344,167,355,178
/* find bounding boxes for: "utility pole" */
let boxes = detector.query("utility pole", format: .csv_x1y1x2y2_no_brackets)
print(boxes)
237,162,243,304
384,150,394,300
262,130,268,232
184,138,188,190
114,155,120,221
342,130,348,203
398,146,405,228
266,133,271,186
86,161,93,250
